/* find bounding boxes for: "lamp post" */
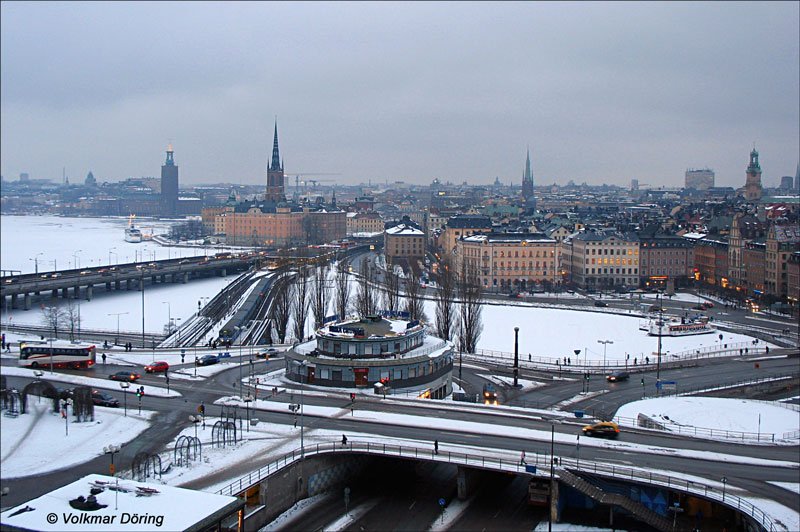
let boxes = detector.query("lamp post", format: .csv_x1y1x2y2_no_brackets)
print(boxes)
162,302,171,335
103,444,120,476
548,424,555,532
243,393,253,432
656,292,664,385
73,249,82,269
108,248,117,266
108,312,129,346
140,267,146,348
50,259,57,272
120,382,130,416
721,476,727,502
513,326,520,388
29,253,43,274
176,317,182,348
235,326,244,399
300,360,307,459
598,339,613,374
61,397,73,436
189,415,202,439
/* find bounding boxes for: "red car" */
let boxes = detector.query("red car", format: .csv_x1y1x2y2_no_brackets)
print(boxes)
144,361,169,373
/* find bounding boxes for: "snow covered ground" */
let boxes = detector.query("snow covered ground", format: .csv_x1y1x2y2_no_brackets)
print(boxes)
614,396,800,442
0,401,153,478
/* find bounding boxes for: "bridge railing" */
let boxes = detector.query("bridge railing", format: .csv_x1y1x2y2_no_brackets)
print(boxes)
214,440,779,531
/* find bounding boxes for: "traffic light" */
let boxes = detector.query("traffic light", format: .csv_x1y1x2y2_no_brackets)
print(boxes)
350,393,356,402
136,386,145,398
198,403,205,415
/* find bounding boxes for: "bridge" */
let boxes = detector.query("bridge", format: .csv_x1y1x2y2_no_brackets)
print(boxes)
203,441,777,532
0,253,265,311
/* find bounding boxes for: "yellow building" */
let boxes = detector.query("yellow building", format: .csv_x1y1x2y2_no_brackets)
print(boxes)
456,232,558,292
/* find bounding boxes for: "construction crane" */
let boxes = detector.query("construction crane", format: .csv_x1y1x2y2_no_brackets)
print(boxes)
291,173,341,194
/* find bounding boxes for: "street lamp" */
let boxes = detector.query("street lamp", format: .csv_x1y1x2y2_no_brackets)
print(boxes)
162,302,171,335
243,393,253,432
513,327,520,388
235,325,245,399
598,339,613,374
189,415,202,439
108,312,129,346
721,476,727,502
119,382,130,416
29,253,43,274
140,266,147,348
176,317,182,347
103,444,120,476
73,249,83,270
61,397,73,436
108,248,117,266
299,360,307,459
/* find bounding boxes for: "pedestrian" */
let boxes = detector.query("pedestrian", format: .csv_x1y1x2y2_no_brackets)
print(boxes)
434,440,439,455
293,416,297,428
1,332,5,350
645,356,650,364
520,450,526,465
567,357,571,365
528,353,531,362
766,346,769,354
634,357,637,365
341,434,348,446
102,353,107,365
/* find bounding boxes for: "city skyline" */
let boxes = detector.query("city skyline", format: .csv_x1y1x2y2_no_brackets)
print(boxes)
1,2,798,188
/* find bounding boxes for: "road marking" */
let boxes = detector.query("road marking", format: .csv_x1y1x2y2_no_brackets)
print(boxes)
408,500,416,510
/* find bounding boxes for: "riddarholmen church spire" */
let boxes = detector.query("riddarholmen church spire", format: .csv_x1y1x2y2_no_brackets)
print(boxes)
270,121,282,172
265,119,286,202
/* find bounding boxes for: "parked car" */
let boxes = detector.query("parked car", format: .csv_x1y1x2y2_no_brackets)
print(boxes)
197,355,219,366
593,300,608,307
144,361,169,373
109,371,141,382
582,421,620,438
606,371,630,382
691,304,706,311
91,390,120,407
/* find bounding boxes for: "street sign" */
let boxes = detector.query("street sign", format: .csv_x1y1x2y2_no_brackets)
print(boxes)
524,465,537,473
656,380,677,391
438,498,446,508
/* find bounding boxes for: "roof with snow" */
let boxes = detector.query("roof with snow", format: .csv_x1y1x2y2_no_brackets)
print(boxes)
0,474,244,532
385,224,424,236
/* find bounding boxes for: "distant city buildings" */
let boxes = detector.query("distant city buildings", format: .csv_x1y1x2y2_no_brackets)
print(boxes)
685,168,715,190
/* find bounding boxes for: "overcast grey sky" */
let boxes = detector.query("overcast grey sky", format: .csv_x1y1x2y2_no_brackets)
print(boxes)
1,2,798,188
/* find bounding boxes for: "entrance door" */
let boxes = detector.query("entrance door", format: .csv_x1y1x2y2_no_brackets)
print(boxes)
354,368,369,386
306,366,315,384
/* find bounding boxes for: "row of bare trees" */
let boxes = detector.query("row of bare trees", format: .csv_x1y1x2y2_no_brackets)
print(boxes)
40,300,82,341
433,257,483,353
267,252,483,350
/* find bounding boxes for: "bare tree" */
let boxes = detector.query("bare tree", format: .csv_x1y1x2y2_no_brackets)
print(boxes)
334,260,352,321
270,273,292,344
310,264,331,330
457,262,483,353
291,267,310,341
64,299,82,341
41,304,67,339
403,265,426,322
434,257,456,341
383,265,401,316
355,259,378,317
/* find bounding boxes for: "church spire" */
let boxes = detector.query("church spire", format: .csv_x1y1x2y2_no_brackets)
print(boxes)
270,120,282,171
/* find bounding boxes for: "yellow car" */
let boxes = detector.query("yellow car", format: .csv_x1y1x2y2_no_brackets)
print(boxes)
582,421,620,439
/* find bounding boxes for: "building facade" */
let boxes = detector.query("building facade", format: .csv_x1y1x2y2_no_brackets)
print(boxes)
346,211,384,236
456,232,558,292
638,234,693,290
441,215,493,254
684,168,715,190
284,315,453,399
562,231,640,289
384,224,425,269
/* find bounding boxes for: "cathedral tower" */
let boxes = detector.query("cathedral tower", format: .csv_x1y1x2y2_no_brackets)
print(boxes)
161,144,179,216
741,147,763,201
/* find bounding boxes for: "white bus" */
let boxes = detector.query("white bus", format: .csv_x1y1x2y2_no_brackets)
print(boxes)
19,340,97,369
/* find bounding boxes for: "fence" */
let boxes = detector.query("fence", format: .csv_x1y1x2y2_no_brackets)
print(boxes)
612,414,786,443
470,342,768,374
214,440,780,531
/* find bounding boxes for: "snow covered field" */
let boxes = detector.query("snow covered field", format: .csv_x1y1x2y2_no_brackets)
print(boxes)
615,396,800,443
0,401,153,478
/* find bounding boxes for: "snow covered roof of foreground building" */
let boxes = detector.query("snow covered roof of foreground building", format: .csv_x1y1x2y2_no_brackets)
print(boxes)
0,474,244,532
385,223,424,236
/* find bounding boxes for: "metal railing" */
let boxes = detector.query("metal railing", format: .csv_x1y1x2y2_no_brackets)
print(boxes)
612,414,787,443
215,440,779,531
